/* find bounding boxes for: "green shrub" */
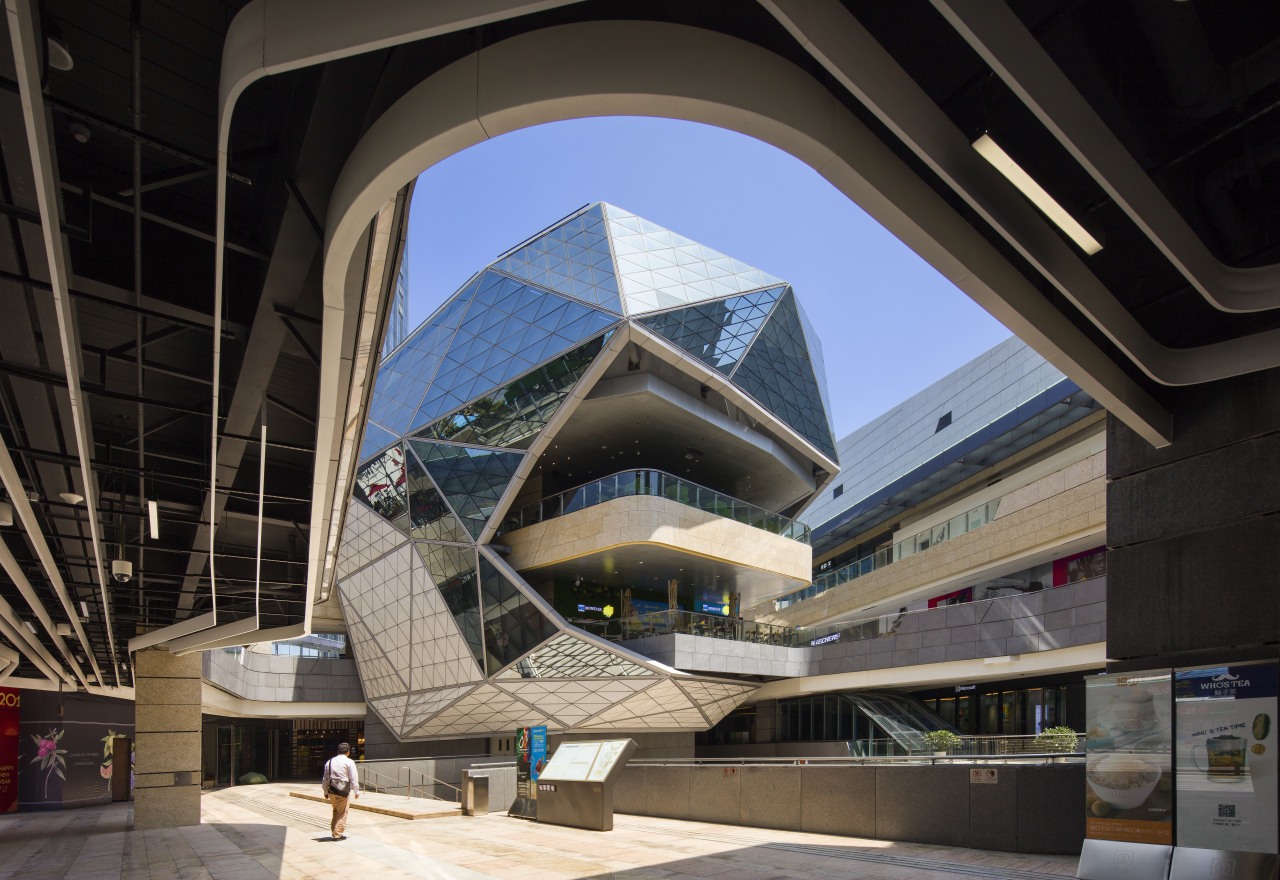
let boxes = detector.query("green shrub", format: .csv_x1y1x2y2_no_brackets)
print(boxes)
1034,726,1080,753
922,729,962,753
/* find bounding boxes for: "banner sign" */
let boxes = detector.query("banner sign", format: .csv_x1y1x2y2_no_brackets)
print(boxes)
0,687,18,813
512,725,547,820
1174,661,1277,854
1084,670,1174,844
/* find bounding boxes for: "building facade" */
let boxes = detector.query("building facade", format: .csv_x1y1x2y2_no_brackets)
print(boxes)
337,203,837,744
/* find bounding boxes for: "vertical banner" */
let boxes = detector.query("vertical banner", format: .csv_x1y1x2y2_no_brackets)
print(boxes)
529,725,546,786
0,687,18,813
1174,661,1277,854
511,725,547,819
1084,670,1174,844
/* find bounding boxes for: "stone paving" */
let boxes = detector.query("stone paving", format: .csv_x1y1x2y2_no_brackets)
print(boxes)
0,784,1081,880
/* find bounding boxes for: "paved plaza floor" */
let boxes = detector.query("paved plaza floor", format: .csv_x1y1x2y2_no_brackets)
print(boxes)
0,784,1080,880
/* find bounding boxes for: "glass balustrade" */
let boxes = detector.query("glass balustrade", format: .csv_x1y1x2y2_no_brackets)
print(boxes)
776,499,1002,611
498,468,810,543
577,609,802,646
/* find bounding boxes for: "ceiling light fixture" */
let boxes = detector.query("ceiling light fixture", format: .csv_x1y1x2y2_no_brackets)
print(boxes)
0,501,11,527
46,36,74,72
972,134,1102,255
58,491,84,505
79,601,90,619
23,621,36,634
148,499,159,540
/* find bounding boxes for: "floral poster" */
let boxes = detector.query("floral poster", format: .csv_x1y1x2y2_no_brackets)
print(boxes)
1084,670,1174,845
18,690,133,810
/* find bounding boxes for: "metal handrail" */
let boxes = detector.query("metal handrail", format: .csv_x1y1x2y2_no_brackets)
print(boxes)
359,766,460,802
628,752,1083,766
498,468,810,543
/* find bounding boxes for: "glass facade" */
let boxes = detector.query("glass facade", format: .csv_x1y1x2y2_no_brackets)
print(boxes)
338,202,829,740
730,289,837,461
638,286,783,374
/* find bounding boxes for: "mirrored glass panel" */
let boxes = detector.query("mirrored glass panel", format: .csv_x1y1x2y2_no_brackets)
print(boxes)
404,446,470,542
637,286,783,374
409,271,617,431
410,440,525,539
730,289,837,461
495,633,654,679
352,443,408,527
479,559,558,675
413,331,612,449
415,542,484,672
358,421,398,465
367,278,478,434
494,204,622,313
604,205,783,315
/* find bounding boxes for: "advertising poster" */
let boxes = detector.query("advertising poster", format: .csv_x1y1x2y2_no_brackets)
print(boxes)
18,691,133,811
1174,661,1277,854
511,725,547,819
1084,670,1174,844
0,687,18,813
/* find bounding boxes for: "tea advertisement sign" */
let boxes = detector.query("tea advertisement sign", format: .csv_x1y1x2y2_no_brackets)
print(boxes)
1084,671,1174,844
511,725,547,819
1174,661,1277,854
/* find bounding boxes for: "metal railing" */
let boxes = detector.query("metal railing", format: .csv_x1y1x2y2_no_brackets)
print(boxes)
630,750,1083,767
579,608,802,646
498,468,810,543
359,765,461,803
777,498,1001,610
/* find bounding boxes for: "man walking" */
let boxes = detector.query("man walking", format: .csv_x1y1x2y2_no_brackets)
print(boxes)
321,742,360,840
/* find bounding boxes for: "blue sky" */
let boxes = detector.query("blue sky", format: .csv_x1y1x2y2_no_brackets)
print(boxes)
405,117,1010,439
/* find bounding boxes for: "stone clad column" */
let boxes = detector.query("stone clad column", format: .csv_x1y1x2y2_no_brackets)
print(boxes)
133,647,202,829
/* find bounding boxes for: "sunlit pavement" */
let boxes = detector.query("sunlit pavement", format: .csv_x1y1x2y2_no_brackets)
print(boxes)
0,784,1080,880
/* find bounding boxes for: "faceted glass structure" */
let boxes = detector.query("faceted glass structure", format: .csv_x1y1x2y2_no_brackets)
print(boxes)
337,203,833,740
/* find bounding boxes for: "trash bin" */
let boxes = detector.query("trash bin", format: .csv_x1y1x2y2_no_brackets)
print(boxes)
463,774,489,816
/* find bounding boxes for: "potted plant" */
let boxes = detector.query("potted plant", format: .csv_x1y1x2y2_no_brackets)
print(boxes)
1034,726,1080,758
922,729,962,756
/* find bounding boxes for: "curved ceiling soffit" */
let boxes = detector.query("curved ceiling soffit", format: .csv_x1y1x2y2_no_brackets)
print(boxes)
930,0,1280,314
317,19,1174,446
205,0,581,640
761,0,1280,389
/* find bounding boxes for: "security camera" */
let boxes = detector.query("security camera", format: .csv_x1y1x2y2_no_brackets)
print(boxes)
111,558,133,584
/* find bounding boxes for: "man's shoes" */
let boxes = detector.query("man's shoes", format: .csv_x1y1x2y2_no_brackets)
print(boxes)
334,834,345,841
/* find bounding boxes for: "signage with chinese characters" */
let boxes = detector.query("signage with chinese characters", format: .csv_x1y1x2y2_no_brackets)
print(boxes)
970,768,998,784
1084,671,1174,846
1174,661,1277,854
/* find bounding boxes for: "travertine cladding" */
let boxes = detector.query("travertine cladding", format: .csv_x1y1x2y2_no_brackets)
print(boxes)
623,577,1106,676
758,451,1105,629
202,648,365,703
503,494,811,583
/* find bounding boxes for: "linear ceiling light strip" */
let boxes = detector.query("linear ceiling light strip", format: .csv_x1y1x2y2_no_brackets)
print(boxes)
931,0,1280,314
5,0,119,686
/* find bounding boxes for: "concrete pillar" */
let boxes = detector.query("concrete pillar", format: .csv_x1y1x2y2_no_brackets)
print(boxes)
1106,366,1280,669
133,647,202,829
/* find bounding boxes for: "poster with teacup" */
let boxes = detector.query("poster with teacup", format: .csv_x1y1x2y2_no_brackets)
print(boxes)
1174,661,1277,854
1084,671,1174,844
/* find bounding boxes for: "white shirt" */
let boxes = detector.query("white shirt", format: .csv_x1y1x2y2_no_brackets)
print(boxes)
322,754,360,795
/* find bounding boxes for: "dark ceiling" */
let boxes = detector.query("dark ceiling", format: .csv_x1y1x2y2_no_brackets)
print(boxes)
0,0,1276,687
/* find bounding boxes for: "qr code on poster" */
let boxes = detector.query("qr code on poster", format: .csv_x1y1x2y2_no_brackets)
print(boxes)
1218,804,1236,818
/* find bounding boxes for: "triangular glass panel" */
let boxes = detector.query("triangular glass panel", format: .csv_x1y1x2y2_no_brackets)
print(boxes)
729,288,838,461
410,440,525,538
352,443,408,529
478,559,558,676
495,633,654,679
358,421,398,465
415,542,484,673
412,330,613,449
493,205,623,313
602,204,783,315
404,445,470,542
367,276,479,435
637,287,784,375
407,270,617,430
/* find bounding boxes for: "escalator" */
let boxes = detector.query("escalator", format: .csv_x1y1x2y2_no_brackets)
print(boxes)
844,691,957,756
